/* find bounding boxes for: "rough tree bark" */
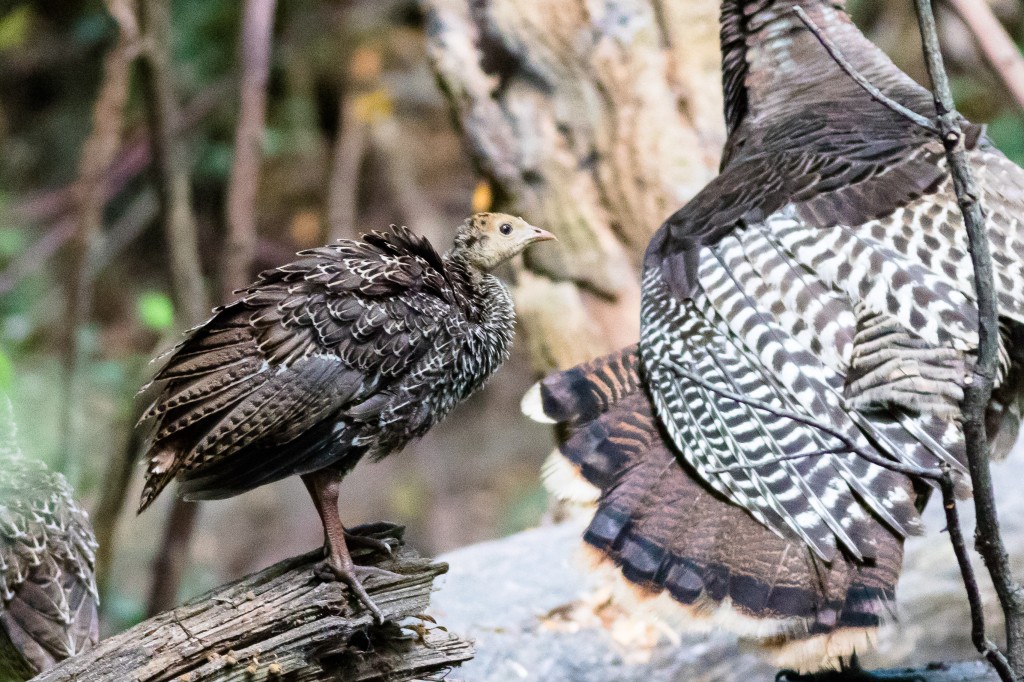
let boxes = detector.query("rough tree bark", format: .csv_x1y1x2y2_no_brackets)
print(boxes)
421,0,724,373
35,545,472,682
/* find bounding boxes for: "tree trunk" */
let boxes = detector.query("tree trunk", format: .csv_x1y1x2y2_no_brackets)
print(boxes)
421,0,724,372
33,545,472,682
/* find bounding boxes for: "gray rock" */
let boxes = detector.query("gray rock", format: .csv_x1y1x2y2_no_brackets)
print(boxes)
432,458,1024,681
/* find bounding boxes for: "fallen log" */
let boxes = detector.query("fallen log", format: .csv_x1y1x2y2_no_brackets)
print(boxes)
34,541,473,682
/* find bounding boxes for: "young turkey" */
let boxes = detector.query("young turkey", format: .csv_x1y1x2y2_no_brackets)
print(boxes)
138,213,553,620
525,0,1024,669
0,398,99,680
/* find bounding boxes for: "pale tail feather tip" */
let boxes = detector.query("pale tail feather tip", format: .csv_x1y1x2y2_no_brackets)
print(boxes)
521,382,556,424
542,450,600,504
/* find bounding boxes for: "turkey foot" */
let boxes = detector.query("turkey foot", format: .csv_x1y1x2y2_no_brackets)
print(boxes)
313,557,403,623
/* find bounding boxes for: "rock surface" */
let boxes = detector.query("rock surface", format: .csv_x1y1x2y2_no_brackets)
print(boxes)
431,456,1024,681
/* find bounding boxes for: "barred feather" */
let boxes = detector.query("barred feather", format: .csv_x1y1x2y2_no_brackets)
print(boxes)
530,349,904,652
527,0,1024,666
0,398,98,679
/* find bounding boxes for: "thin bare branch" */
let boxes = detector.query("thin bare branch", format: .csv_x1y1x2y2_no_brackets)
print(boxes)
370,115,447,239
0,79,231,298
138,0,210,326
914,0,1024,677
144,0,278,617
327,94,369,242
940,472,1015,680
793,6,939,134
948,0,1024,112
134,0,215,618
146,499,200,616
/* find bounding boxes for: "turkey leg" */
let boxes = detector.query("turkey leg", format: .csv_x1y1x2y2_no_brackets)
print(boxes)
301,469,400,622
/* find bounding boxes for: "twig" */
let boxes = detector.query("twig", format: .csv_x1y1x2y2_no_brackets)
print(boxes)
940,472,1015,680
0,220,75,295
223,0,277,297
793,6,939,134
666,359,943,480
138,0,210,326
370,115,448,239
947,0,1024,112
914,0,1024,678
56,0,140,481
10,75,231,229
146,498,201,616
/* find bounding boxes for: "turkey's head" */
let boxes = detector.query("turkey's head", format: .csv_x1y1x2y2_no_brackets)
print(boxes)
454,212,555,271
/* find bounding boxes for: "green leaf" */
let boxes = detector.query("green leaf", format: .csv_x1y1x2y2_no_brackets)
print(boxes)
987,113,1024,166
0,6,31,52
136,291,176,331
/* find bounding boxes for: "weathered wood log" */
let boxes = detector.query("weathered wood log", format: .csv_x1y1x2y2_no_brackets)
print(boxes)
34,544,473,682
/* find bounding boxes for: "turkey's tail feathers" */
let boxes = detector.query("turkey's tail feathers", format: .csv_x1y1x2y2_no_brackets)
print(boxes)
525,345,904,669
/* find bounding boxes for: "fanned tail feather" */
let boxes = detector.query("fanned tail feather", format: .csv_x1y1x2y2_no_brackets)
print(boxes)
526,347,904,667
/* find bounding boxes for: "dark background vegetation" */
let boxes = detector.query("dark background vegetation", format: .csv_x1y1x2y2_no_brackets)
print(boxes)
1,0,1022,637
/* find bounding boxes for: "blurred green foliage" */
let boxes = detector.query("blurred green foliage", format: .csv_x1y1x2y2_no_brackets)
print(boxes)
136,291,175,331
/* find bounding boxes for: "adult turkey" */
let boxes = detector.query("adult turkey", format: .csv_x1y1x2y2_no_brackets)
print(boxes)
524,0,1024,668
0,398,99,679
138,213,553,620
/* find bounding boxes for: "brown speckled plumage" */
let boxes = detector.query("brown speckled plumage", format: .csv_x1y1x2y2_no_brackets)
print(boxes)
138,213,553,619
528,0,1024,666
0,399,99,679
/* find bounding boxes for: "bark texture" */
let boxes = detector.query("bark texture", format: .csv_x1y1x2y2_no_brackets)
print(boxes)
34,546,472,682
421,0,724,372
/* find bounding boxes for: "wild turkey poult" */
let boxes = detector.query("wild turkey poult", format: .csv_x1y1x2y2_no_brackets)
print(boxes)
138,213,553,620
0,399,99,680
527,0,1024,668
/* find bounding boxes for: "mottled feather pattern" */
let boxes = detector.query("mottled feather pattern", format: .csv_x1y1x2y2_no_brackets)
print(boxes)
0,404,98,678
527,0,1024,658
140,224,516,509
640,15,1024,565
535,348,904,638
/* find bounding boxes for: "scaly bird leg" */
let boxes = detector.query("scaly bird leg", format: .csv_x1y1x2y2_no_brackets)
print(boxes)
301,470,401,623
300,477,401,556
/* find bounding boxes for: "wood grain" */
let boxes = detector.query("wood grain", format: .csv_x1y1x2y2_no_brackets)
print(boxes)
35,546,472,682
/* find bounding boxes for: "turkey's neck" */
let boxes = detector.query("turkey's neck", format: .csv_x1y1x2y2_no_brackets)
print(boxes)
445,254,516,333
720,0,927,149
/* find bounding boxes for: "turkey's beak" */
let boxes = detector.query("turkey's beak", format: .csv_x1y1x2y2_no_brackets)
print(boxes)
526,226,557,244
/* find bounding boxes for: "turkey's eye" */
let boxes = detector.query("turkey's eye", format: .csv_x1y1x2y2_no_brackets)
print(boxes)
499,223,513,235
